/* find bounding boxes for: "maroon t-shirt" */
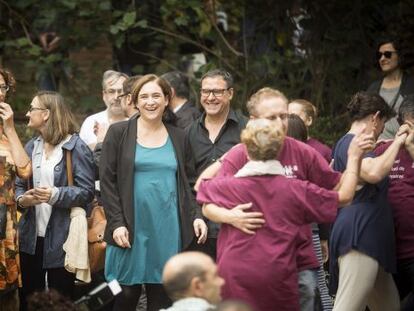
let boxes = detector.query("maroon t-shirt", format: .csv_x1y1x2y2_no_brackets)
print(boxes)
197,175,338,311
306,138,332,164
375,142,414,259
218,137,341,270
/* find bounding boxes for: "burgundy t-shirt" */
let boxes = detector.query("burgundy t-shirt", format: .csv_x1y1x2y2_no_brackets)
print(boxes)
375,142,414,259
218,137,341,270
306,138,332,164
197,175,338,311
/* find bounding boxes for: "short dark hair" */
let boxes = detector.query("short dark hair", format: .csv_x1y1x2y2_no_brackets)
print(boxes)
123,75,143,94
163,264,207,301
0,68,16,100
161,71,190,99
201,69,233,88
347,91,395,122
398,94,414,125
287,114,308,142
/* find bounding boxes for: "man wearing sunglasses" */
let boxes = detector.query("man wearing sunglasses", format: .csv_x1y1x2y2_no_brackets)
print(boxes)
367,37,414,140
185,69,248,259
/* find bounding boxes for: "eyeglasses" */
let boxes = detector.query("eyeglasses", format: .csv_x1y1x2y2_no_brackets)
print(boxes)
0,85,9,93
28,107,48,113
200,88,231,98
104,88,123,95
376,51,397,60
117,93,130,99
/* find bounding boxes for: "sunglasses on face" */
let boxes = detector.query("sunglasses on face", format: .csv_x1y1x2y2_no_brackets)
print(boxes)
376,51,397,60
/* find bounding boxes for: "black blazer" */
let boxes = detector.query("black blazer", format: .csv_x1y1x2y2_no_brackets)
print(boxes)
367,73,414,99
100,114,200,249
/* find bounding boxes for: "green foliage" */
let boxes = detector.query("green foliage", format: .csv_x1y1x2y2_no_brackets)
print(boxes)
1,0,414,143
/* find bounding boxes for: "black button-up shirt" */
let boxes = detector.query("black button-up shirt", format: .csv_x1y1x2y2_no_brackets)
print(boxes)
186,109,248,237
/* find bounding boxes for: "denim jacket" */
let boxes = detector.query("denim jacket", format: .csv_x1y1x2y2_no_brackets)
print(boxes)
15,134,95,268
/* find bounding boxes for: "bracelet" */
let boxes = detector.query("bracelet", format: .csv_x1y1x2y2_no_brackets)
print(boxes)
16,196,24,208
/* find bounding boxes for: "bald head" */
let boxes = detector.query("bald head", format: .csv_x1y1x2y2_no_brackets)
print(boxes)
163,252,223,304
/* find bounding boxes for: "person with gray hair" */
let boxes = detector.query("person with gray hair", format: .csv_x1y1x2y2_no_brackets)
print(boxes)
161,251,224,311
161,71,200,129
79,70,128,149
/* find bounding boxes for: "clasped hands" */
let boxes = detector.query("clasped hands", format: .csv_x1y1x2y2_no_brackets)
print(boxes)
19,187,52,207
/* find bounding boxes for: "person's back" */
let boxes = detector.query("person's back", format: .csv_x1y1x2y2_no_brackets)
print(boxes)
197,164,339,311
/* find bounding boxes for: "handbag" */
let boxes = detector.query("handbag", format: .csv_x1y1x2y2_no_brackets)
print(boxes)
66,151,107,274
87,198,107,273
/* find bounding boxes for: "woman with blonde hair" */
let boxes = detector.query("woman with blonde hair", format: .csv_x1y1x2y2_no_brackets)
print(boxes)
288,98,332,163
15,91,95,310
197,118,373,311
0,68,31,310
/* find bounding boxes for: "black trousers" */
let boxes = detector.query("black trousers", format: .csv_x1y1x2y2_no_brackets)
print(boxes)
112,284,171,311
185,237,217,261
394,257,414,311
19,237,75,311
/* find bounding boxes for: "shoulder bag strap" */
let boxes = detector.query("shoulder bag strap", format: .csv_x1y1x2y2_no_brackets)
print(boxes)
65,150,74,186
390,87,402,111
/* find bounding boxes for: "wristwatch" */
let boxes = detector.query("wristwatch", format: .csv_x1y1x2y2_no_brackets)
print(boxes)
16,196,24,208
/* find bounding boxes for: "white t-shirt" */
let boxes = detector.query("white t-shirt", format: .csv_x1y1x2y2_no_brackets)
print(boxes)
36,136,71,237
79,110,109,146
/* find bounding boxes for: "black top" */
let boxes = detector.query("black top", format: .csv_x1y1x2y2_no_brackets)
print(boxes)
99,114,200,249
186,109,248,177
367,73,414,97
186,109,248,237
174,101,201,129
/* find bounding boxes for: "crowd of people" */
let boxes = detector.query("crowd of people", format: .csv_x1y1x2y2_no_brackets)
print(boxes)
0,35,413,311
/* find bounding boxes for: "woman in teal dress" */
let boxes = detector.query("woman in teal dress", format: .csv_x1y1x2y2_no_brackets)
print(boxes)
100,74,207,311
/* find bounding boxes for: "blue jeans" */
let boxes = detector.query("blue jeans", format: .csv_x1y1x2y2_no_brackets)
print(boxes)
299,269,318,311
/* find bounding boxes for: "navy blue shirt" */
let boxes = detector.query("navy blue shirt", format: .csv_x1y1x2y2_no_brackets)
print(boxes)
329,134,396,295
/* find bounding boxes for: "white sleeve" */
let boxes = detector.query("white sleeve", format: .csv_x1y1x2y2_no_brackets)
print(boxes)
79,116,97,146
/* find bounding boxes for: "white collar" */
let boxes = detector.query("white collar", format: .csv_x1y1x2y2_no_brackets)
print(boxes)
235,160,285,178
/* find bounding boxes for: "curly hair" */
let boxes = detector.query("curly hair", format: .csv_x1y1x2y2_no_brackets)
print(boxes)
241,119,285,161
0,68,16,100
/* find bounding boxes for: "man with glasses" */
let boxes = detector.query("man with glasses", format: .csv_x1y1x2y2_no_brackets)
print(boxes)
80,70,128,149
93,75,141,168
186,68,247,259
118,75,142,119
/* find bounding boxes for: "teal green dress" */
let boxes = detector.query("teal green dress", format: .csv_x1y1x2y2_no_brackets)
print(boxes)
105,137,181,285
